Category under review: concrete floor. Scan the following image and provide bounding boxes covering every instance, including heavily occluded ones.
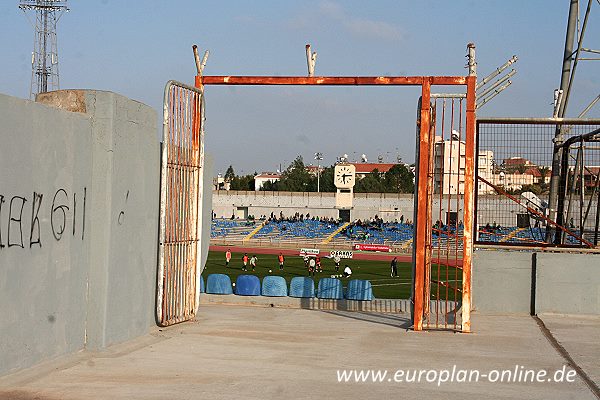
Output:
[0,305,597,400]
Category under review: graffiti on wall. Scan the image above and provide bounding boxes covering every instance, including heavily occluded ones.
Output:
[0,187,86,249]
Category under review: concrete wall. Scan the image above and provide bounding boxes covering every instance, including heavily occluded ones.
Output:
[473,247,600,316]
[212,190,455,223]
[473,249,533,314]
[213,190,591,227]
[536,253,600,315]
[0,90,160,375]
[0,92,92,375]
[82,91,160,349]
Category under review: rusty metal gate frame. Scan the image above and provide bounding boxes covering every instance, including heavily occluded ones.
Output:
[196,74,476,332]
[414,92,476,332]
[156,80,205,327]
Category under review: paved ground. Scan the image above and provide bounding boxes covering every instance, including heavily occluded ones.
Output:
[0,305,597,400]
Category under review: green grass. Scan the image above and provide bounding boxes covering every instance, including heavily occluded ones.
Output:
[203,251,412,299]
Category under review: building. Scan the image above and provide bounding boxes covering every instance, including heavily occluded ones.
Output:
[491,170,535,192]
[433,137,497,195]
[525,167,551,185]
[433,136,466,195]
[254,172,281,191]
[351,163,398,179]
[213,174,230,191]
[503,157,534,171]
[478,150,494,194]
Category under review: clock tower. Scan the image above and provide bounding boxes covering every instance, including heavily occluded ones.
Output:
[334,163,356,221]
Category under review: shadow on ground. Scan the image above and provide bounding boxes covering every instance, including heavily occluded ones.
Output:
[319,310,412,329]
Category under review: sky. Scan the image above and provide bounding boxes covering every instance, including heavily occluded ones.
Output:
[1,1,600,176]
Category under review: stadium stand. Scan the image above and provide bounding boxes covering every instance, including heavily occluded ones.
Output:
[211,219,256,239]
[261,276,288,297]
[316,278,344,300]
[235,275,261,296]
[212,217,416,250]
[345,279,374,301]
[289,277,315,298]
[206,273,233,295]
[253,219,340,242]
[212,216,583,248]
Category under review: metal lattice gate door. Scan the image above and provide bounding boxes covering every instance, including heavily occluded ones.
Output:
[156,80,205,327]
[413,78,476,332]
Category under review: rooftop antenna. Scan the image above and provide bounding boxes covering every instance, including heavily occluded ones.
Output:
[19,0,69,99]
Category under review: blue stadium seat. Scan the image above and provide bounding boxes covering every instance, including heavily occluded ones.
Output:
[200,276,205,293]
[317,278,344,299]
[289,277,315,298]
[205,273,233,295]
[262,276,288,297]
[235,274,261,296]
[345,279,374,301]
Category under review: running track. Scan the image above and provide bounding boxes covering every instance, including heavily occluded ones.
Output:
[210,245,462,267]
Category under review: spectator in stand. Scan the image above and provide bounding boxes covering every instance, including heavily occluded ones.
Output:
[225,249,232,268]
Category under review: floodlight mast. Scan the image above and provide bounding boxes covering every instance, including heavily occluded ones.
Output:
[314,152,323,192]
[547,0,600,243]
[19,0,69,99]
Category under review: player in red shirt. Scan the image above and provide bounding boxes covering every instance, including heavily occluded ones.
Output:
[242,253,249,271]
[225,249,232,268]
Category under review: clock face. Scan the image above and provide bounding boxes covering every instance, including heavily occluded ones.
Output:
[334,164,355,188]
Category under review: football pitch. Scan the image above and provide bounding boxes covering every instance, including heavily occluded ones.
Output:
[203,250,413,299]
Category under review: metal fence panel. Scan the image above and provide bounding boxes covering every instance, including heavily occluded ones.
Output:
[476,119,600,247]
[156,80,205,327]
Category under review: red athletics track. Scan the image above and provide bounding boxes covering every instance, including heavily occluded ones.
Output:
[210,245,463,267]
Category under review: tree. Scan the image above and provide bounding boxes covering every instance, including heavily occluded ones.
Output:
[224,165,235,182]
[318,166,336,192]
[277,156,314,192]
[383,164,414,193]
[230,174,255,191]
[355,169,385,193]
[537,166,550,193]
[260,180,279,191]
[520,184,542,195]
